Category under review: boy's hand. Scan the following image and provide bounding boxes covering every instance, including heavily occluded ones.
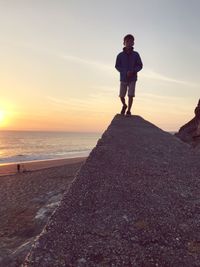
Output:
[127,71,135,78]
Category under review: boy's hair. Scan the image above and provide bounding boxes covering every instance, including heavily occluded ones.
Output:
[124,34,134,42]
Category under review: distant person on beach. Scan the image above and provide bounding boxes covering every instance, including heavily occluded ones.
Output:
[17,164,20,173]
[115,34,143,116]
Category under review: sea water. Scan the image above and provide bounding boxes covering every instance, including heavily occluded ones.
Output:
[0,131,101,164]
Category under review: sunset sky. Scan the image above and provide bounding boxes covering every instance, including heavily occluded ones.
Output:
[0,0,200,132]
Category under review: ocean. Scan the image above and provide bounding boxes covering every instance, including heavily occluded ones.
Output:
[0,131,101,164]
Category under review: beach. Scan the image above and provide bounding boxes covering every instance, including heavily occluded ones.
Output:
[0,157,87,176]
[0,157,86,266]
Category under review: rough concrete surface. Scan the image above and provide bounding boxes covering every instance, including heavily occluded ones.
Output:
[23,115,200,267]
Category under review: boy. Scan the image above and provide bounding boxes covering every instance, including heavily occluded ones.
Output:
[115,34,143,116]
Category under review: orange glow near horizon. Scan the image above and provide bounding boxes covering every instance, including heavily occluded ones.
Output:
[0,110,4,121]
[0,106,109,132]
[0,102,17,129]
[0,110,7,127]
[0,99,193,132]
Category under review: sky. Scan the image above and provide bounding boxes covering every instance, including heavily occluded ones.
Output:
[0,0,200,132]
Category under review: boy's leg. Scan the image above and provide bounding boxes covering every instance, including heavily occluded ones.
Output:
[120,97,126,106]
[120,97,127,115]
[127,81,136,115]
[127,96,133,112]
[119,82,128,115]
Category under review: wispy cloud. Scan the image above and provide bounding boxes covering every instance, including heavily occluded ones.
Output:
[141,70,198,87]
[47,96,89,109]
[62,54,198,87]
[61,55,113,72]
[137,92,195,114]
[88,86,116,97]
[12,42,199,87]
[47,95,111,113]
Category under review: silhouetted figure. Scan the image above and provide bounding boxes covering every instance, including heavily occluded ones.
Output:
[17,164,20,173]
[115,34,143,116]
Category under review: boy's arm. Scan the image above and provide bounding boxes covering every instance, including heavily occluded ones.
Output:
[127,53,143,78]
[133,53,143,73]
[115,54,123,72]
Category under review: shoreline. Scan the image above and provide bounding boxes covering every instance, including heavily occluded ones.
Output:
[0,157,87,176]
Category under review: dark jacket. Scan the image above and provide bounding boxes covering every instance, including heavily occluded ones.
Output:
[115,47,143,82]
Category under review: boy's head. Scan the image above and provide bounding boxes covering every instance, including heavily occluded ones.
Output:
[123,34,135,48]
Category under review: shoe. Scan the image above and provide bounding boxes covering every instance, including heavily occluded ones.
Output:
[126,110,131,117]
[120,104,127,115]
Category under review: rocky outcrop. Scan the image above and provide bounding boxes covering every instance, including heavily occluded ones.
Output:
[23,115,200,267]
[175,99,200,146]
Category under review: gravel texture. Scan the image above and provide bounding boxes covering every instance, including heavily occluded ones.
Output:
[23,115,200,267]
[0,162,83,267]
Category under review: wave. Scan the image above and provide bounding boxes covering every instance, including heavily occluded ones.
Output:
[0,131,100,164]
[0,150,91,164]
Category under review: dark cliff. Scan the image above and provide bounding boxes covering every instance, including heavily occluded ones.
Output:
[175,99,200,146]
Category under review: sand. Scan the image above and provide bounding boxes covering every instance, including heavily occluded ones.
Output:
[0,157,86,266]
[0,157,86,176]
